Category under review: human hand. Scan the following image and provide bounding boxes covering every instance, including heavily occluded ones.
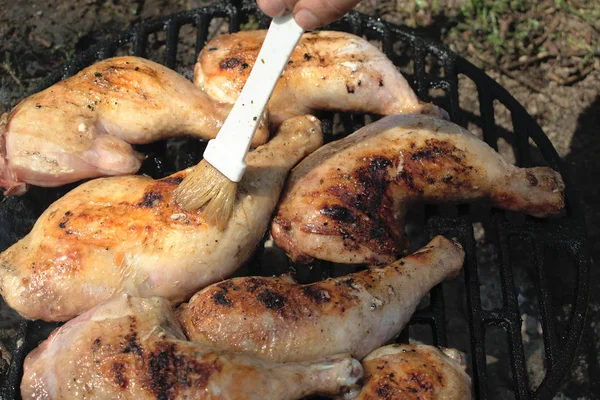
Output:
[257,0,362,30]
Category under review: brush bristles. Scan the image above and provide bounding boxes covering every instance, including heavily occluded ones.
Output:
[174,159,237,230]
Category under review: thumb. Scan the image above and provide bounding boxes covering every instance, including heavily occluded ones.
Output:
[293,0,361,30]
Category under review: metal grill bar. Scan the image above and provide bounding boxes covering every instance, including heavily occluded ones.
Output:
[534,239,559,368]
[534,241,589,398]
[512,108,532,168]
[227,4,241,32]
[195,13,211,57]
[413,40,429,99]
[164,20,181,69]
[460,218,489,398]
[477,86,499,151]
[495,226,532,399]
[133,26,148,58]
[0,2,589,399]
[428,286,448,347]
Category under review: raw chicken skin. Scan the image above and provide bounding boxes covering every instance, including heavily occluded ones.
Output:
[0,115,322,322]
[194,30,447,126]
[176,236,464,362]
[0,56,270,195]
[21,295,363,400]
[272,114,565,265]
[351,344,472,399]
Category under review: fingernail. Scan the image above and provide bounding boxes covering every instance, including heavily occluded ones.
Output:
[295,9,321,30]
[271,2,287,17]
[258,0,287,17]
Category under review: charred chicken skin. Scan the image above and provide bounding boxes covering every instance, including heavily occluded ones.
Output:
[0,56,269,195]
[352,344,472,400]
[194,30,447,126]
[176,236,464,363]
[271,114,565,265]
[0,116,322,322]
[21,295,363,400]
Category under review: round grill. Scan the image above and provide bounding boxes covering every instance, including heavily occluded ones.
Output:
[0,1,590,399]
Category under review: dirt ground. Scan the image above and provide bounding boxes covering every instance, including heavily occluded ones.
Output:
[0,0,599,398]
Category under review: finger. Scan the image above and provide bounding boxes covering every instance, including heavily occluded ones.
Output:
[257,0,298,17]
[293,0,361,30]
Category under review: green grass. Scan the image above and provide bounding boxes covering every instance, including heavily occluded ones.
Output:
[451,0,599,61]
[454,0,538,58]
[554,0,600,24]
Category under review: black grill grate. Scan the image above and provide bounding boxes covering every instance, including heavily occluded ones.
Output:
[0,1,589,399]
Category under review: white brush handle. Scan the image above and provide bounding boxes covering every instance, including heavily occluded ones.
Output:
[202,14,304,182]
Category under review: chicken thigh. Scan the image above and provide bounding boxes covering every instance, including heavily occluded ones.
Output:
[352,344,472,399]
[21,294,363,400]
[0,115,322,322]
[176,236,464,362]
[0,56,269,195]
[272,114,565,265]
[194,30,447,126]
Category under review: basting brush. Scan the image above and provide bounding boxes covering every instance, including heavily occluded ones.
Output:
[174,14,304,229]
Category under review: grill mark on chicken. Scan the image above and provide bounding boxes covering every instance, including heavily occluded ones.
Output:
[257,289,286,311]
[120,315,143,356]
[92,337,102,354]
[302,286,331,304]
[312,155,400,261]
[219,57,249,72]
[320,205,356,224]
[122,333,143,356]
[409,371,437,392]
[213,289,233,307]
[375,383,392,397]
[342,278,357,288]
[58,214,69,229]
[138,191,163,208]
[353,156,394,215]
[398,139,474,194]
[526,171,539,186]
[162,176,184,185]
[188,276,366,325]
[217,281,241,291]
[111,361,128,388]
[245,277,267,293]
[145,342,222,398]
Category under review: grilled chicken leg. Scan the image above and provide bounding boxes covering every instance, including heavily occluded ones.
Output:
[176,236,464,363]
[194,30,447,126]
[0,56,270,195]
[0,115,322,322]
[21,294,363,400]
[272,114,565,265]
[351,344,472,399]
